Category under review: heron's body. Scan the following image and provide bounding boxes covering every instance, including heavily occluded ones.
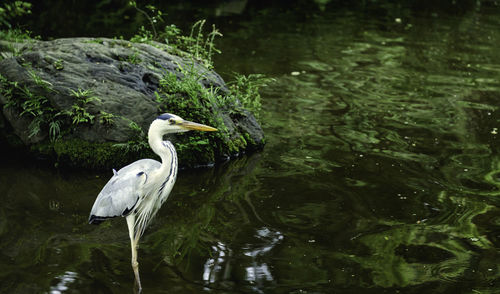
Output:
[88,113,216,292]
[89,146,177,230]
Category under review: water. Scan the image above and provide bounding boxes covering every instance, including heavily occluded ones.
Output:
[2,2,500,293]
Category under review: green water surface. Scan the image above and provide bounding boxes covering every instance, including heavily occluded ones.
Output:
[2,2,500,293]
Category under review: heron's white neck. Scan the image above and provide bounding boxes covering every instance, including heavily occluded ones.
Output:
[148,120,175,174]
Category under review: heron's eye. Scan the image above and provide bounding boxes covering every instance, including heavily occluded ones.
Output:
[168,118,175,124]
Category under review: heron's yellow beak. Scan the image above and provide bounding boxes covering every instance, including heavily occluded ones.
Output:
[179,120,218,132]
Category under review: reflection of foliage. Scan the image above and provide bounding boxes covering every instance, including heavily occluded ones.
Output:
[344,192,494,288]
[144,154,263,272]
[3,3,500,293]
[259,20,500,287]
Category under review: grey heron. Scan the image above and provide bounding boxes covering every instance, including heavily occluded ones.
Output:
[88,113,217,291]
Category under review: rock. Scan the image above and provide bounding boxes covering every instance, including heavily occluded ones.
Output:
[0,37,265,169]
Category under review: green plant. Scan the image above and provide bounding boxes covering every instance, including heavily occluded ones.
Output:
[0,1,32,29]
[1,66,53,116]
[69,88,99,101]
[99,111,115,125]
[19,87,47,116]
[169,20,222,68]
[28,69,53,91]
[1,73,21,108]
[53,59,64,70]
[128,121,143,135]
[27,116,41,138]
[227,73,274,118]
[127,48,142,64]
[48,120,62,141]
[128,2,222,68]
[113,120,150,154]
[0,1,37,58]
[157,67,213,113]
[130,25,154,44]
[0,28,39,59]
[0,27,34,42]
[129,1,163,40]
[175,138,209,153]
[82,38,105,44]
[157,19,223,68]
[154,65,232,160]
[162,24,181,46]
[63,88,101,125]
[0,72,63,141]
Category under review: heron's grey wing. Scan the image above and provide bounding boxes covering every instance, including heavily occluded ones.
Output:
[88,159,161,224]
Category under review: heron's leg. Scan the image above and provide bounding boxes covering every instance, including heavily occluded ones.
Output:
[126,215,142,292]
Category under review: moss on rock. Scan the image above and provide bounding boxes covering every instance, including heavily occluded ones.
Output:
[29,139,153,169]
[0,37,266,169]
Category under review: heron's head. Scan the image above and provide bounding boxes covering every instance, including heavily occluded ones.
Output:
[154,113,218,134]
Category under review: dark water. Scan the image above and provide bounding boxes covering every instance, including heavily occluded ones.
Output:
[3,1,500,293]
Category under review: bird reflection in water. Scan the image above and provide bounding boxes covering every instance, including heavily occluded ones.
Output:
[203,227,283,291]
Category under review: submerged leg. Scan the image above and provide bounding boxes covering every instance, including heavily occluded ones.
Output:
[126,215,142,292]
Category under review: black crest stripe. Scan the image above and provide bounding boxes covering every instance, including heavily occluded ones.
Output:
[157,113,173,120]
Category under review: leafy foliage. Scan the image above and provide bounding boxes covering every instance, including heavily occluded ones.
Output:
[154,66,227,162]
[153,61,269,164]
[99,111,115,126]
[63,88,101,125]
[128,1,163,40]
[0,71,106,142]
[129,3,222,68]
[0,2,268,168]
[0,1,31,29]
[127,4,267,163]
[0,1,37,53]
[113,120,151,156]
[227,73,275,119]
[0,71,62,141]
[170,19,222,68]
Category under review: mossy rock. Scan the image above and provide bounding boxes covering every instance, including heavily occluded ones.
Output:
[50,139,151,169]
[0,37,265,169]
